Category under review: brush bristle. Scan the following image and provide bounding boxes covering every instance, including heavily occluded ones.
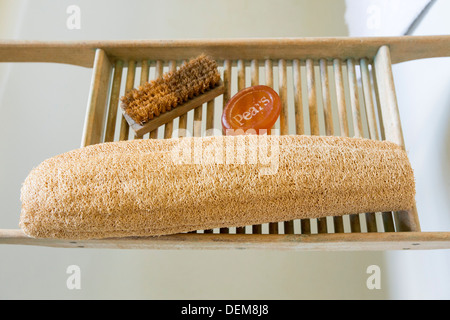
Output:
[120,54,221,125]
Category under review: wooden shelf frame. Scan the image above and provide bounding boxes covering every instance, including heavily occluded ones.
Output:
[1,229,450,251]
[0,36,449,250]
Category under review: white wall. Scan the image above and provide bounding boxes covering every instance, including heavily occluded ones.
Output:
[345,0,450,300]
[385,1,450,300]
[1,0,447,300]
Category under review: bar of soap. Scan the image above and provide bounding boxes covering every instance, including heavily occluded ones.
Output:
[222,85,281,135]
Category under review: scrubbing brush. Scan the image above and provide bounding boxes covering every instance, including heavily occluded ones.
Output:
[120,54,224,137]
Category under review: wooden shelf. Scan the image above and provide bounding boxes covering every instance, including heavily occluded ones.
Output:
[1,36,449,250]
[1,229,449,251]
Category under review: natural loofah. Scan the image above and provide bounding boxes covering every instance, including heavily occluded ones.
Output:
[120,54,221,125]
[19,135,416,240]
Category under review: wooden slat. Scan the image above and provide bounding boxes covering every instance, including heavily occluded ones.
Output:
[1,36,449,68]
[100,36,450,64]
[333,58,350,137]
[220,60,232,234]
[264,59,278,235]
[360,58,379,140]
[237,59,246,91]
[104,59,123,143]
[331,58,348,233]
[250,59,263,235]
[119,60,136,141]
[371,64,386,141]
[2,229,449,251]
[346,58,364,138]
[382,212,396,232]
[365,213,378,233]
[319,58,341,234]
[163,60,177,139]
[81,48,112,147]
[318,59,332,234]
[236,59,246,235]
[265,59,273,89]
[251,59,259,86]
[148,60,164,139]
[293,59,311,235]
[140,60,150,85]
[174,60,187,139]
[374,45,421,232]
[222,59,232,110]
[319,59,334,136]
[317,59,331,234]
[348,196,361,231]
[0,41,96,67]
[306,59,327,234]
[369,58,396,232]
[306,59,319,136]
[278,59,289,135]
[192,58,203,139]
[203,78,216,234]
[278,59,294,234]
[205,100,215,135]
[345,58,365,233]
[292,59,304,136]
[360,58,380,233]
[193,103,203,138]
[133,59,150,140]
[374,47,405,146]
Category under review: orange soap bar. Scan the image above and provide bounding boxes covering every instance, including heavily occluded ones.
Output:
[222,85,281,135]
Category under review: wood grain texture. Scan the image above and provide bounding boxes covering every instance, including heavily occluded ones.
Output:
[360,58,379,140]
[319,59,339,233]
[347,58,364,138]
[333,58,349,138]
[2,36,448,67]
[118,60,136,141]
[149,60,164,139]
[306,59,319,136]
[278,59,289,136]
[163,60,177,139]
[292,59,304,136]
[374,45,421,232]
[278,59,294,234]
[250,59,263,235]
[1,229,449,251]
[264,59,278,235]
[319,59,333,136]
[360,58,379,233]
[104,60,123,143]
[219,59,232,235]
[81,49,112,147]
[332,59,349,233]
[235,59,246,235]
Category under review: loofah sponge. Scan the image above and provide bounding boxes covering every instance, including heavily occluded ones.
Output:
[19,135,416,240]
[120,54,221,126]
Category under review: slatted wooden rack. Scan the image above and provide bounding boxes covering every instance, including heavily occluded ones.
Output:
[1,36,449,250]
